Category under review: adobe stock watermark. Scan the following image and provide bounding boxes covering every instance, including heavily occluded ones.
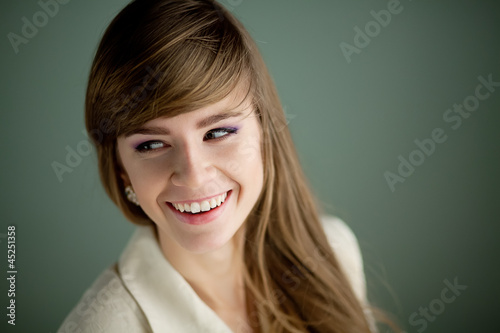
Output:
[58,272,133,332]
[409,277,467,332]
[186,105,296,203]
[7,0,71,54]
[213,0,243,25]
[51,66,164,183]
[234,245,331,333]
[220,0,243,12]
[384,73,499,192]
[339,0,412,64]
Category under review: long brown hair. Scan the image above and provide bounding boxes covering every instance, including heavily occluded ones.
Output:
[86,0,379,331]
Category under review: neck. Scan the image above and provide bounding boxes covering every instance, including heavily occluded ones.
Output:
[157,226,247,310]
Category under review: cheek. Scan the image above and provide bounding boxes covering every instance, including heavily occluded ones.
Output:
[222,129,262,176]
[126,158,172,198]
[238,136,261,165]
[227,134,264,199]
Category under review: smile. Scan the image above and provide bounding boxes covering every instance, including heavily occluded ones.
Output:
[170,191,228,214]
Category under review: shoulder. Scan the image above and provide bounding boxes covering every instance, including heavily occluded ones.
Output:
[58,264,151,333]
[320,215,367,304]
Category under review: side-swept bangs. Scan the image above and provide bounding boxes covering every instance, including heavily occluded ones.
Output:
[86,0,255,146]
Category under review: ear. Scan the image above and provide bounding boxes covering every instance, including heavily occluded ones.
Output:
[115,145,131,187]
[120,168,131,187]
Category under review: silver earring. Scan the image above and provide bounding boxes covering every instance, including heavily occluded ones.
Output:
[125,185,140,206]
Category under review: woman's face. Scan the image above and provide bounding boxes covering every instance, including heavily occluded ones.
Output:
[117,87,264,253]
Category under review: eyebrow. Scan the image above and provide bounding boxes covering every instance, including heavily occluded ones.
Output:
[196,111,243,129]
[125,110,244,137]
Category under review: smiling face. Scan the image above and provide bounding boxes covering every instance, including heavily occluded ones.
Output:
[117,87,264,254]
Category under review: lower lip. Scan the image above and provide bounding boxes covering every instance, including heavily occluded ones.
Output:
[167,191,232,225]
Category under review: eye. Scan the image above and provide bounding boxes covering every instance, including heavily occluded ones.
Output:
[135,140,168,153]
[204,127,238,141]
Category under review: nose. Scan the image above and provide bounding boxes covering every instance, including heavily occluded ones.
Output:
[170,142,217,189]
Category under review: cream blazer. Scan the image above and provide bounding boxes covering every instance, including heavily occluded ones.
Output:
[58,216,373,332]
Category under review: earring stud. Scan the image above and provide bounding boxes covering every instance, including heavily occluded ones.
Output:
[125,185,140,206]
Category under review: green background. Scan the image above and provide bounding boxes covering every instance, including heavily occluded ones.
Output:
[1,0,499,332]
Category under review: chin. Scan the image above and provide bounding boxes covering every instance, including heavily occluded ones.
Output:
[172,223,242,254]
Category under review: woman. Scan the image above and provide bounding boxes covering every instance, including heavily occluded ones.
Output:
[59,0,382,332]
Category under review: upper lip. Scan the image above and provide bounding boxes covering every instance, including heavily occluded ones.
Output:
[167,190,230,205]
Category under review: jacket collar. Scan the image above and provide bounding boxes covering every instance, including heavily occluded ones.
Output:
[118,225,233,333]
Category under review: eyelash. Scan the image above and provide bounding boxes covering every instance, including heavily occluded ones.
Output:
[134,127,239,153]
[203,127,238,141]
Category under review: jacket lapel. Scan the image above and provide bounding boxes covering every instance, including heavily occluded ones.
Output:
[118,226,233,333]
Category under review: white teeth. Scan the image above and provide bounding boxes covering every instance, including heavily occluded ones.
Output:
[191,202,201,213]
[209,198,217,209]
[171,191,229,214]
[200,201,211,212]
